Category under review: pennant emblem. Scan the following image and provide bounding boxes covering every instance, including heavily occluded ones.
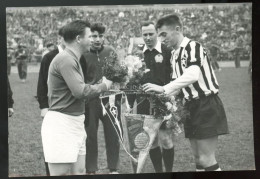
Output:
[110,106,118,119]
[134,131,150,150]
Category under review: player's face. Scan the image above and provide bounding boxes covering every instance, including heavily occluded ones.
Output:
[90,31,104,50]
[79,27,92,53]
[142,24,157,48]
[157,25,180,49]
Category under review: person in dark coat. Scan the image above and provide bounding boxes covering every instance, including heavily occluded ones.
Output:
[80,22,120,174]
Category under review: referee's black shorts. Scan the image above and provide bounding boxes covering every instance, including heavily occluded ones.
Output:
[184,94,229,139]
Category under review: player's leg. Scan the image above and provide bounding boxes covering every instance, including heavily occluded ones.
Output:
[48,163,71,176]
[102,113,120,173]
[159,129,175,172]
[71,155,86,175]
[22,60,27,80]
[17,60,22,80]
[186,94,228,171]
[196,136,220,171]
[85,100,100,173]
[136,97,163,172]
[102,94,123,173]
[42,112,71,176]
[194,95,228,171]
[149,135,163,173]
[72,127,87,175]
[21,61,25,80]
[189,139,204,171]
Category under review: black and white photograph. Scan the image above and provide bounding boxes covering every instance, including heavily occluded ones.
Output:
[5,2,255,177]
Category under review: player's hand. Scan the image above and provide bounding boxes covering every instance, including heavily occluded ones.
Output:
[41,108,48,119]
[8,108,14,117]
[102,76,113,90]
[142,83,164,94]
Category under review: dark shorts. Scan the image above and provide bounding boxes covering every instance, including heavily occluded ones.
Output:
[184,94,229,139]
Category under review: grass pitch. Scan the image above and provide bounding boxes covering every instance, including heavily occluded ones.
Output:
[8,67,254,177]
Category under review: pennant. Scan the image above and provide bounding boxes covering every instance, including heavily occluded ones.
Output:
[101,94,124,142]
[100,91,138,163]
[100,91,166,173]
[122,114,165,173]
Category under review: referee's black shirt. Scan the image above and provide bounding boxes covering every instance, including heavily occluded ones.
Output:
[141,41,172,86]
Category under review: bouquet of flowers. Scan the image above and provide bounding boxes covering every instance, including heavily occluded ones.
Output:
[102,51,128,83]
[124,55,151,90]
[150,93,189,135]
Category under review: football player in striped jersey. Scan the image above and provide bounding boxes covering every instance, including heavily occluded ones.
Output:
[143,14,229,172]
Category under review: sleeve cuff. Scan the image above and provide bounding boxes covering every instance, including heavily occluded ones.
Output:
[163,83,175,95]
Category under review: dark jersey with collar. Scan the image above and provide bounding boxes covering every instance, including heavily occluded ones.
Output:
[140,43,172,86]
[80,45,115,85]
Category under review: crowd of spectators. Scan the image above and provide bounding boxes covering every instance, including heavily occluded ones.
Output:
[6,3,252,62]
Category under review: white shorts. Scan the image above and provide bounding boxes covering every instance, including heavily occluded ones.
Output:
[41,111,87,163]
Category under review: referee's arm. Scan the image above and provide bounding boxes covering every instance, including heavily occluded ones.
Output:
[163,41,203,95]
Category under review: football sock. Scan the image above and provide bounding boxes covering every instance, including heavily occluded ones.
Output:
[196,164,205,172]
[162,147,174,172]
[149,147,163,173]
[205,163,221,171]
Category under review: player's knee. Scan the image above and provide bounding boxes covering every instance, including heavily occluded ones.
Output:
[160,138,174,149]
[151,141,159,149]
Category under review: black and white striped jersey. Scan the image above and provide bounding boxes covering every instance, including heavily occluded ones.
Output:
[171,37,219,100]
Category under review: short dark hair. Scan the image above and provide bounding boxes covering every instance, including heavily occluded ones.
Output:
[91,22,106,34]
[46,43,54,48]
[58,26,64,37]
[156,14,183,30]
[62,20,91,43]
[141,21,155,28]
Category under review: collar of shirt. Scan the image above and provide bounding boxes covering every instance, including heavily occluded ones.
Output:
[143,41,162,53]
[90,45,104,54]
[57,45,64,53]
[171,36,190,56]
[65,48,81,61]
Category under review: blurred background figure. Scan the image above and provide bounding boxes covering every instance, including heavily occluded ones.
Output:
[42,42,55,57]
[207,41,222,72]
[7,44,15,76]
[15,43,29,82]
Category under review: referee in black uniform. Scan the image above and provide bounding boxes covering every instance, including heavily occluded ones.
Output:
[143,14,229,172]
[136,21,174,173]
